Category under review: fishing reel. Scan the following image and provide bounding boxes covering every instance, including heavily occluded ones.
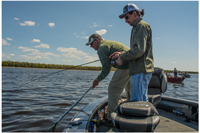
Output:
[110,56,117,67]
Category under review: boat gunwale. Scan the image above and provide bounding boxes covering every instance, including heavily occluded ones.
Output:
[64,95,198,132]
[85,97,108,132]
[161,96,198,108]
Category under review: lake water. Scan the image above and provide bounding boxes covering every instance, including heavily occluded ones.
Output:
[2,67,199,132]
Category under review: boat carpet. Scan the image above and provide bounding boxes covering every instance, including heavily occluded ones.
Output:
[155,109,198,132]
[96,109,198,132]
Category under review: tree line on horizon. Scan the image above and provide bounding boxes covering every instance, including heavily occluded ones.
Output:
[2,61,198,74]
[2,61,117,71]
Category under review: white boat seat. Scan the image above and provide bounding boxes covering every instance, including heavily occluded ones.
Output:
[148,67,167,106]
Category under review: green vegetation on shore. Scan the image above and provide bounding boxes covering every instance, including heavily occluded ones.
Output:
[2,61,198,74]
[2,61,117,71]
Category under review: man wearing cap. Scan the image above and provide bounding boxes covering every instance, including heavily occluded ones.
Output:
[86,33,131,126]
[111,3,154,102]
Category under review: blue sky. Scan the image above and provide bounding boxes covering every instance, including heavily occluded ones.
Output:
[2,1,199,72]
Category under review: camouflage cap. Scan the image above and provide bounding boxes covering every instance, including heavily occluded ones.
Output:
[86,34,102,46]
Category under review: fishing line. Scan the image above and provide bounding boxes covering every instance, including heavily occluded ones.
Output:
[7,58,109,98]
[46,87,93,132]
[4,57,111,132]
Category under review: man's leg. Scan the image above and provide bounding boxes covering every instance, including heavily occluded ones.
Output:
[142,72,152,101]
[107,69,130,120]
[130,73,152,101]
[125,79,131,101]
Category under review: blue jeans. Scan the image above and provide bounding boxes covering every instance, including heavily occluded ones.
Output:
[130,72,152,101]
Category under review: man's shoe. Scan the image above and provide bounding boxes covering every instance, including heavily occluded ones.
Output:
[100,119,114,127]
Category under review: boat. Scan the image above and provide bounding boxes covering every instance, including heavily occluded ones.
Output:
[63,67,198,132]
[179,73,191,78]
[184,74,191,78]
[167,76,185,83]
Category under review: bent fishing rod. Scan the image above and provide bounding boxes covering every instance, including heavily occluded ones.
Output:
[19,59,101,88]
[46,86,93,132]
[8,57,111,98]
[45,57,115,132]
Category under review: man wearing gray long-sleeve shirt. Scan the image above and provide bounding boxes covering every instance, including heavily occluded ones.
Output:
[86,33,131,126]
[111,3,154,102]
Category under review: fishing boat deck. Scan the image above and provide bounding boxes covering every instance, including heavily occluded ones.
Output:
[97,109,198,132]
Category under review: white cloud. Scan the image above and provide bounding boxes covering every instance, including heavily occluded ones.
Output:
[31,39,40,43]
[83,55,99,62]
[81,31,86,35]
[2,53,6,57]
[14,18,19,20]
[93,22,99,27]
[108,25,113,27]
[7,37,13,41]
[57,47,99,63]
[81,36,89,39]
[57,47,88,60]
[19,55,37,60]
[95,29,107,35]
[2,53,15,58]
[62,53,78,58]
[156,37,160,39]
[17,46,60,60]
[18,46,39,52]
[34,43,50,49]
[29,51,60,58]
[57,47,88,56]
[57,47,77,52]
[2,39,11,45]
[61,59,71,62]
[172,62,177,63]
[35,56,42,58]
[2,53,10,58]
[90,22,101,28]
[20,21,35,26]
[9,54,15,56]
[48,22,55,27]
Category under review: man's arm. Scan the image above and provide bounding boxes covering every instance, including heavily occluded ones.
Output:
[120,25,148,62]
[92,47,111,88]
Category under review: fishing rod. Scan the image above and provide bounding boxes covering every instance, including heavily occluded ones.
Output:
[5,57,112,131]
[7,58,109,98]
[19,59,101,88]
[46,86,93,132]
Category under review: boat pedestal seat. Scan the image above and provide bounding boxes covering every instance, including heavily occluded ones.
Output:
[148,67,167,106]
[111,101,160,132]
[148,88,161,106]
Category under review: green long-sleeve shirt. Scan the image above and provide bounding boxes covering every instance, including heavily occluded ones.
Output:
[120,18,154,76]
[96,40,129,82]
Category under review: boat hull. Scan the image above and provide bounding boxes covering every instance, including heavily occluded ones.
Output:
[167,77,185,83]
[63,94,198,132]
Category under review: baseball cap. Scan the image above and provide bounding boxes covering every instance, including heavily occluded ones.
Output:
[86,34,102,46]
[119,3,139,19]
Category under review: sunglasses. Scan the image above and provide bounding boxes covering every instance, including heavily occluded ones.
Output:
[90,40,96,46]
[125,16,129,20]
[90,42,93,46]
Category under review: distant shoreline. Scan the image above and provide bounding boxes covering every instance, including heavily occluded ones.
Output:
[2,66,198,74]
[2,66,103,71]
[2,61,198,73]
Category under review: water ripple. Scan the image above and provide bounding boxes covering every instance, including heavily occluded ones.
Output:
[2,68,198,132]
